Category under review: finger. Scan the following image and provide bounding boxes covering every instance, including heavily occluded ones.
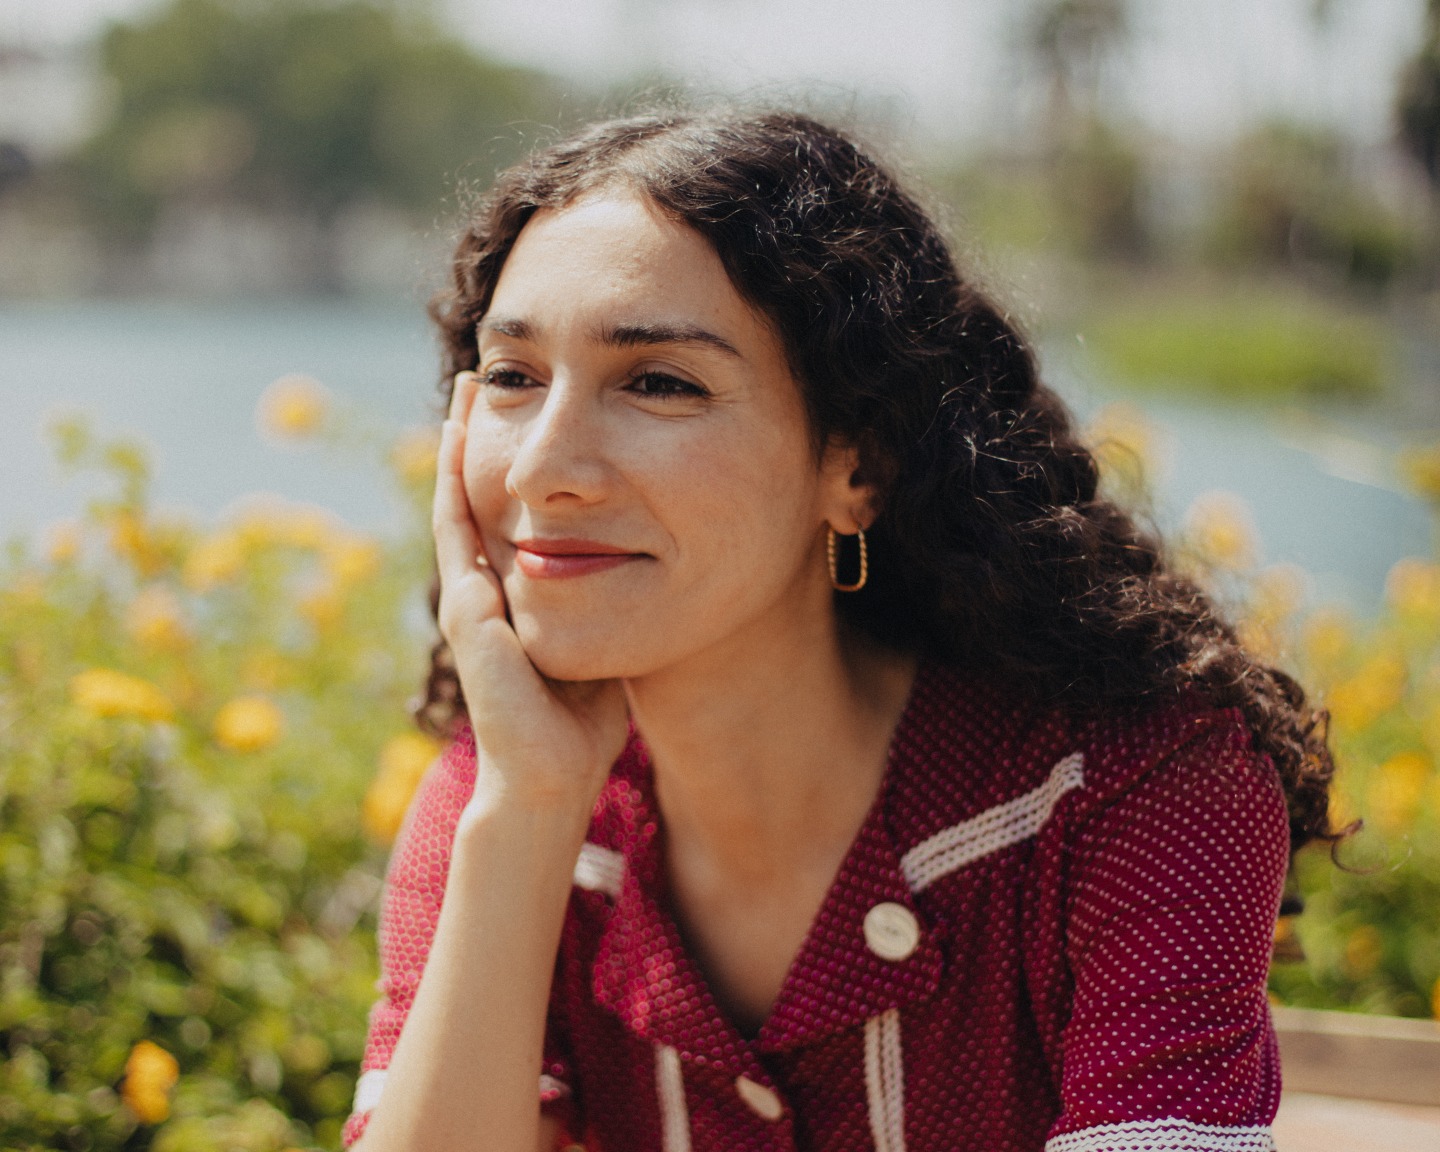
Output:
[439,370,484,566]
[431,418,486,580]
[449,370,480,425]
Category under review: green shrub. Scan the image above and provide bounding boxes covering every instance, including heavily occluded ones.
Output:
[4,388,1439,1152]
[1261,559,1440,1019]
[1084,287,1388,400]
[1083,401,1440,1019]
[0,410,438,1151]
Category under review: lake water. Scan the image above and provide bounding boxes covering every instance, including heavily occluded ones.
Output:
[1,298,1431,611]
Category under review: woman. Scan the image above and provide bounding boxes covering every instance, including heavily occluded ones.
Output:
[345,108,1338,1152]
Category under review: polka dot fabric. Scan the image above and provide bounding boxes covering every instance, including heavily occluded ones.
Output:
[344,662,1289,1151]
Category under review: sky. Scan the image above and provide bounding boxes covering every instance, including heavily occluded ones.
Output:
[0,0,1428,149]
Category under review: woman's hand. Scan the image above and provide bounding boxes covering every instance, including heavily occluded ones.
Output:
[433,371,630,818]
[359,372,617,1152]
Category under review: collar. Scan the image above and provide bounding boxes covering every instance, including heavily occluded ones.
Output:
[590,664,948,1071]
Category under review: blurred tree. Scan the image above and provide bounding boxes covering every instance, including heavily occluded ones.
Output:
[1019,0,1147,261]
[73,0,556,287]
[0,141,32,195]
[1052,119,1148,260]
[1398,0,1440,188]
[1024,0,1129,143]
[1207,121,1422,290]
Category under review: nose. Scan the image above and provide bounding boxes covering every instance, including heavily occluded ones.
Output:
[505,377,611,507]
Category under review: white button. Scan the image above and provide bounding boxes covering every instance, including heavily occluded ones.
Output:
[735,1075,784,1121]
[863,901,920,961]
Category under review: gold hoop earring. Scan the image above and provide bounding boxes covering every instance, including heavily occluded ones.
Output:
[827,526,868,592]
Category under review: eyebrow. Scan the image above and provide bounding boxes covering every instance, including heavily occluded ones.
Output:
[478,315,742,360]
[478,316,535,341]
[597,321,743,360]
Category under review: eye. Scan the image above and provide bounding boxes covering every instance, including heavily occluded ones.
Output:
[481,367,539,391]
[626,371,709,400]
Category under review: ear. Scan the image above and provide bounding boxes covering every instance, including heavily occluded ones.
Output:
[819,435,877,534]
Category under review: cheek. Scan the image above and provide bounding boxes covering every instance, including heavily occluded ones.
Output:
[460,433,516,547]
[456,399,825,679]
[639,423,821,592]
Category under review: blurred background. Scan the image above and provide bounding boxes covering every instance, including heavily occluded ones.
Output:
[3,2,1440,1150]
[2,0,1439,599]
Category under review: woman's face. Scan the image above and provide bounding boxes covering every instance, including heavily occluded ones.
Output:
[458,191,866,682]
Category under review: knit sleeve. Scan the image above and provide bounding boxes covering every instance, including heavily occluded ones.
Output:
[341,731,579,1147]
[1044,713,1289,1152]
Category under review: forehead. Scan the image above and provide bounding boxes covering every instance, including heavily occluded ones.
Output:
[489,192,753,327]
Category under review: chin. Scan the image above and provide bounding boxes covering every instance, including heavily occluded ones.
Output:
[511,613,652,683]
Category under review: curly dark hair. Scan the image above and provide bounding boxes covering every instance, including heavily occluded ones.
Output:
[417,106,1342,854]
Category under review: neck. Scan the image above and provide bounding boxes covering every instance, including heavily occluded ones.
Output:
[624,597,917,886]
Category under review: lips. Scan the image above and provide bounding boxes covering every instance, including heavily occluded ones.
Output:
[511,537,647,579]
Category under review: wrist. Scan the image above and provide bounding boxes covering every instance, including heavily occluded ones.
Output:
[454,775,595,870]
[467,747,601,814]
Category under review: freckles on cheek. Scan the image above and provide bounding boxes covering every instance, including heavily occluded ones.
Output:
[461,456,513,542]
[645,432,814,569]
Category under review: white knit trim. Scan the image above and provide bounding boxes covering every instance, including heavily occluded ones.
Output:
[864,1009,907,1152]
[352,1068,571,1116]
[352,1068,387,1113]
[572,841,624,897]
[1044,1119,1276,1152]
[539,1073,571,1099]
[900,752,1084,892]
[655,1043,692,1152]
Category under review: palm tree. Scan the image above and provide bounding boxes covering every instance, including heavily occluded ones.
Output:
[1025,0,1129,144]
[1398,0,1440,188]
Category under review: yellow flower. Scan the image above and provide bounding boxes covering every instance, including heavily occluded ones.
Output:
[1238,566,1308,661]
[122,1041,179,1124]
[391,426,441,485]
[1301,607,1353,672]
[282,1034,331,1075]
[257,373,330,440]
[1271,916,1305,962]
[322,535,380,586]
[6,574,45,608]
[1327,777,1360,830]
[1248,564,1306,628]
[126,586,190,651]
[184,529,246,590]
[1432,975,1440,1021]
[47,520,82,564]
[213,695,284,753]
[279,506,335,550]
[109,510,167,577]
[1236,618,1279,662]
[240,649,289,692]
[1327,651,1407,733]
[1386,558,1440,621]
[237,501,334,551]
[11,638,42,685]
[1086,403,1161,495]
[1341,924,1384,978]
[1421,700,1440,762]
[1400,443,1440,503]
[1369,751,1431,833]
[297,583,345,632]
[381,731,441,782]
[292,533,380,633]
[70,668,174,722]
[1183,491,1257,571]
[362,732,441,843]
